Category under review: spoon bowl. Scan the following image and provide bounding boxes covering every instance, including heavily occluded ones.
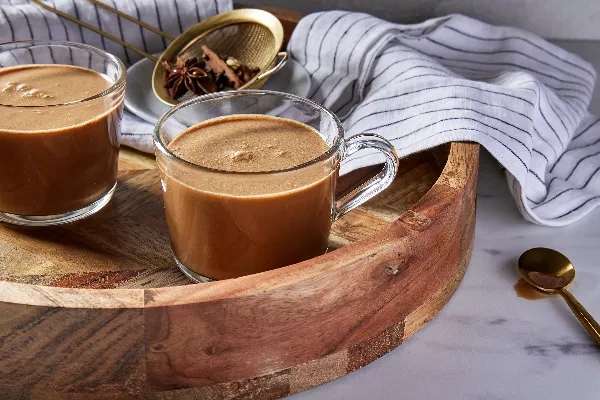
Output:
[518,247,600,344]
[518,247,575,292]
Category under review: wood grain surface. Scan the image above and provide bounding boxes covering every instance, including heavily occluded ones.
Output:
[0,6,480,399]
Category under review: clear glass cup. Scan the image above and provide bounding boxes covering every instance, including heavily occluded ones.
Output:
[0,40,126,226]
[154,90,398,282]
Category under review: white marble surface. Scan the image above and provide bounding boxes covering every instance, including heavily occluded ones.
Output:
[289,41,600,400]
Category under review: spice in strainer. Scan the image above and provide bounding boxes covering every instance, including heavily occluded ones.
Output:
[162,45,260,99]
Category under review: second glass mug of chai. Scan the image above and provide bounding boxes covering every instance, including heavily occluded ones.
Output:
[0,40,126,226]
[154,90,399,282]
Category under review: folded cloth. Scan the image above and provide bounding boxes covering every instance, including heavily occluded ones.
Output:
[2,3,599,225]
[0,0,232,153]
[287,11,600,226]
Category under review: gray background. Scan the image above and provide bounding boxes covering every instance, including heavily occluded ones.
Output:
[244,0,600,40]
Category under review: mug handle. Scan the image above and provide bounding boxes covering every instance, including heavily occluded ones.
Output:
[333,133,399,221]
[255,52,289,82]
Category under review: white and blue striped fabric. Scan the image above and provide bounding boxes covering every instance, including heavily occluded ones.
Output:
[288,11,600,226]
[0,0,232,152]
[1,2,599,225]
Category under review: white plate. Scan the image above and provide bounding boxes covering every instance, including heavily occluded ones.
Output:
[124,55,311,124]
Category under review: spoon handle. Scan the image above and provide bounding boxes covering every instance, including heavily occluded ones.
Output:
[558,288,600,345]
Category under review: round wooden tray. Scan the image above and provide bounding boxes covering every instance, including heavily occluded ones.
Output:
[0,8,479,399]
[0,140,478,399]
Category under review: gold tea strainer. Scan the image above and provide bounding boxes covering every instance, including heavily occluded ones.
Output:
[30,0,288,106]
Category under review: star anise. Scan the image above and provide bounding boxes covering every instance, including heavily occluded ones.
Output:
[161,47,261,100]
[162,57,216,99]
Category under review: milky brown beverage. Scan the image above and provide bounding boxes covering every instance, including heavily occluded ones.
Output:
[0,65,121,216]
[163,115,336,280]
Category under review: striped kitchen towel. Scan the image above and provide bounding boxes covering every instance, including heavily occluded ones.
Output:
[2,3,599,226]
[288,11,600,226]
[0,0,232,152]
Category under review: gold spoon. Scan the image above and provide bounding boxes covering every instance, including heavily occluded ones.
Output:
[518,247,600,344]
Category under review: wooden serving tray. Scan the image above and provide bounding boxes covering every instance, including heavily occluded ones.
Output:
[0,8,480,400]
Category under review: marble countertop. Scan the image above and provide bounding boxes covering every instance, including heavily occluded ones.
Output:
[290,41,600,400]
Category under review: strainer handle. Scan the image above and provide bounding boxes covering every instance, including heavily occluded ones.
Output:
[255,52,289,82]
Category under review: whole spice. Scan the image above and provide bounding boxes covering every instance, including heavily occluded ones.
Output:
[201,45,244,89]
[162,57,216,99]
[162,46,260,100]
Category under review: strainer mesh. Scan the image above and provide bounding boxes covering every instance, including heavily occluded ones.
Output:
[179,23,276,71]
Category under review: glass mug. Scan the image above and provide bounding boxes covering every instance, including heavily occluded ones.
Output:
[0,40,125,226]
[154,90,398,281]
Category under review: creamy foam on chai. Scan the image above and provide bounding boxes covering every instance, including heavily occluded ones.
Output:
[168,114,329,173]
[0,64,121,215]
[0,64,113,131]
